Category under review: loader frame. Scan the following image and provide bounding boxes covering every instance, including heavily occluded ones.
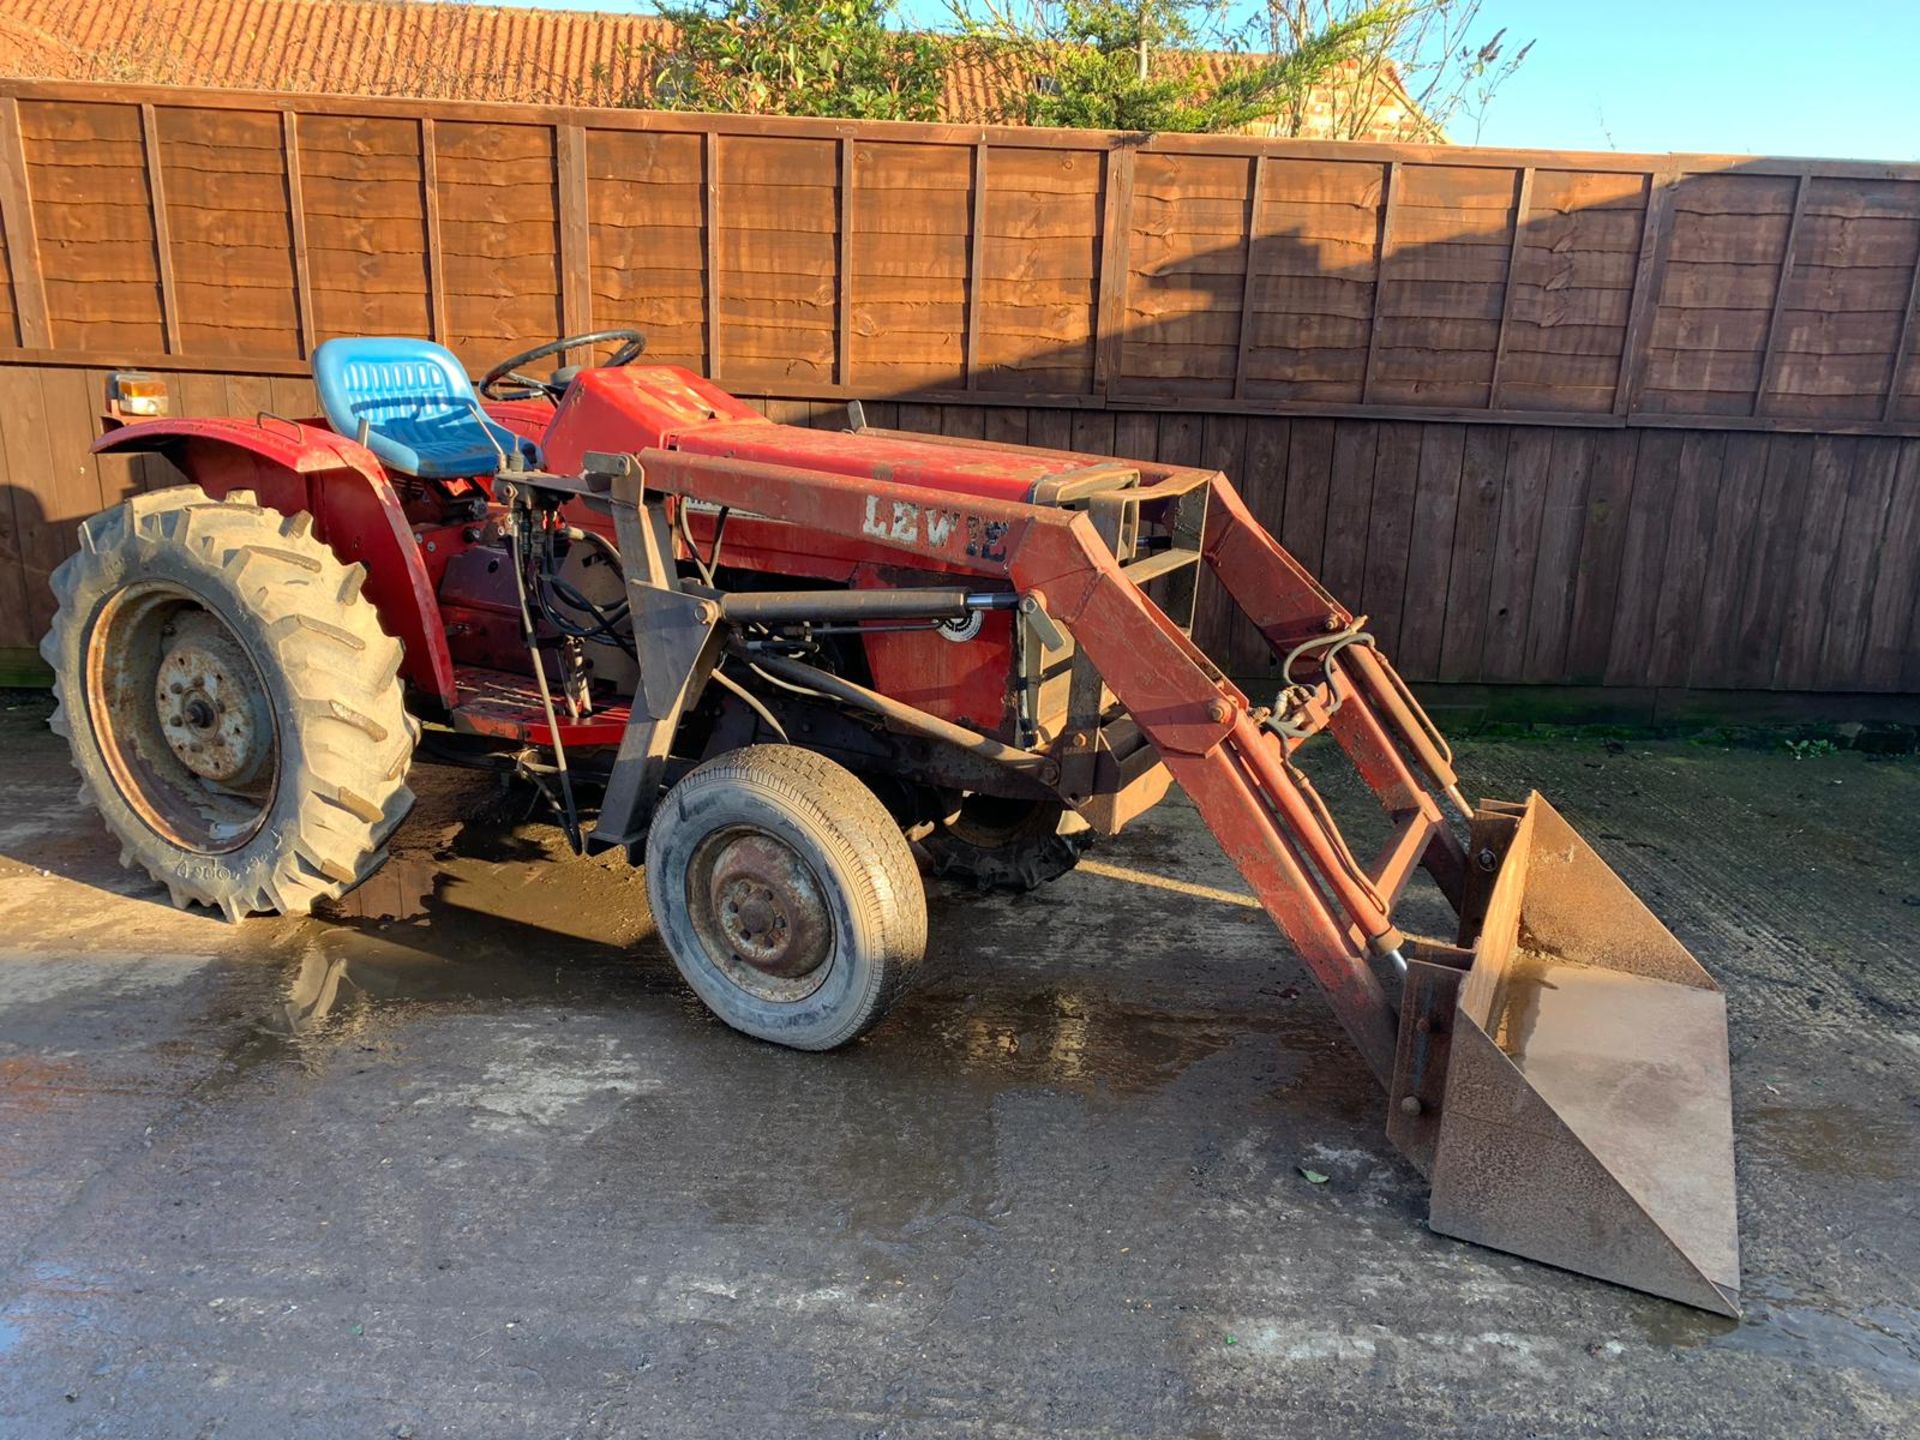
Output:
[552,446,1473,1089]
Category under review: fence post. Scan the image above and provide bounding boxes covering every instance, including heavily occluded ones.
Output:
[421,117,448,346]
[965,141,987,390]
[557,123,593,338]
[1487,165,1534,409]
[1360,160,1401,403]
[1615,167,1677,417]
[1093,142,1135,401]
[0,96,50,348]
[1232,153,1268,402]
[1753,170,1810,417]
[837,137,854,388]
[703,130,721,379]
[283,110,316,358]
[139,103,181,355]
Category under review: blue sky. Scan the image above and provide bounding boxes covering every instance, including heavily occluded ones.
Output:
[1446,0,1919,159]
[521,0,1920,161]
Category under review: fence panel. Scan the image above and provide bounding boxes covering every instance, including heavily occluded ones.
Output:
[0,81,1916,703]
[5,80,1920,435]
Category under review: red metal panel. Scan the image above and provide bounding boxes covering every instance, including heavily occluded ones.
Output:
[484,397,561,447]
[452,666,629,745]
[673,422,1077,504]
[94,417,458,709]
[541,363,1087,503]
[98,413,345,475]
[853,564,1016,735]
[537,365,766,474]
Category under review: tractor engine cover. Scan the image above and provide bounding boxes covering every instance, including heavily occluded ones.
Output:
[541,365,1080,504]
[538,365,764,473]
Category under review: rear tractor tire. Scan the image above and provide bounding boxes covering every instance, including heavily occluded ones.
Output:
[41,485,417,920]
[645,745,926,1051]
[920,795,1089,893]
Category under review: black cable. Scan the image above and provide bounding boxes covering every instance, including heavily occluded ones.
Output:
[711,667,789,743]
[546,574,626,633]
[547,526,628,626]
[548,572,625,625]
[528,521,629,644]
[675,500,714,588]
[532,578,623,643]
[572,525,625,575]
[507,510,583,852]
[672,502,732,587]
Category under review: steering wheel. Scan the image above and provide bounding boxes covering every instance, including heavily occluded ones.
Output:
[479,328,647,402]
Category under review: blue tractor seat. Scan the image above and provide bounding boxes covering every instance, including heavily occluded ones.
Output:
[312,336,536,478]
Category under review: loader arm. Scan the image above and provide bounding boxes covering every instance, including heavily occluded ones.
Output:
[618,447,1742,1317]
[627,450,1429,1080]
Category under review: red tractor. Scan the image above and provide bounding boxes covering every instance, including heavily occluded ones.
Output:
[45,331,1739,1314]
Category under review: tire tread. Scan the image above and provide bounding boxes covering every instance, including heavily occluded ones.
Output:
[648,744,926,1050]
[41,485,415,920]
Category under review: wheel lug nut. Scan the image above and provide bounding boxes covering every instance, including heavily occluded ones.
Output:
[169,682,183,695]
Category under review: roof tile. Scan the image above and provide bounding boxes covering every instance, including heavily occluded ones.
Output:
[0,0,1431,138]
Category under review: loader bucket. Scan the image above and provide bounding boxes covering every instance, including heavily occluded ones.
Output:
[1419,794,1740,1316]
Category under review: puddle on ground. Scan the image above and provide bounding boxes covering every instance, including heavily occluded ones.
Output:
[1637,1277,1920,1392]
[271,849,675,1039]
[1615,1102,1920,1393]
[1745,1102,1914,1183]
[236,810,1360,1115]
[266,898,1343,1107]
[875,984,1331,1097]
[204,763,1361,1103]
[312,851,446,924]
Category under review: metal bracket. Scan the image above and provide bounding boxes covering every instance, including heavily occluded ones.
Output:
[1385,939,1472,1178]
[1017,593,1067,652]
[1456,801,1524,949]
[587,482,721,854]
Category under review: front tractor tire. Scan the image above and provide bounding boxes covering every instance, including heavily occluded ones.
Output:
[41,486,417,920]
[646,745,927,1051]
[920,795,1089,893]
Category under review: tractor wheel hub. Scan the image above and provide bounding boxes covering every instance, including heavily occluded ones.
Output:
[705,833,830,980]
[155,624,269,785]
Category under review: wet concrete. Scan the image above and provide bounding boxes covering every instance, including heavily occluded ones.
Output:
[1,692,1917,1437]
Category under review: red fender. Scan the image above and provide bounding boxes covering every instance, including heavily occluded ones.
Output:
[93,416,458,710]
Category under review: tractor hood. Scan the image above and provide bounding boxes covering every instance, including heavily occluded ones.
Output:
[540,365,1099,504]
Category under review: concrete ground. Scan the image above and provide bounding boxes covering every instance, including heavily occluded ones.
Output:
[0,692,1915,1439]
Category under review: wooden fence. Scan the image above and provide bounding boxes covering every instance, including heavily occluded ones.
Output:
[1,81,1917,713]
[6,80,1920,428]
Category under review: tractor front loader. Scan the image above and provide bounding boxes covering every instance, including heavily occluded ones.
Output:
[45,332,1738,1315]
